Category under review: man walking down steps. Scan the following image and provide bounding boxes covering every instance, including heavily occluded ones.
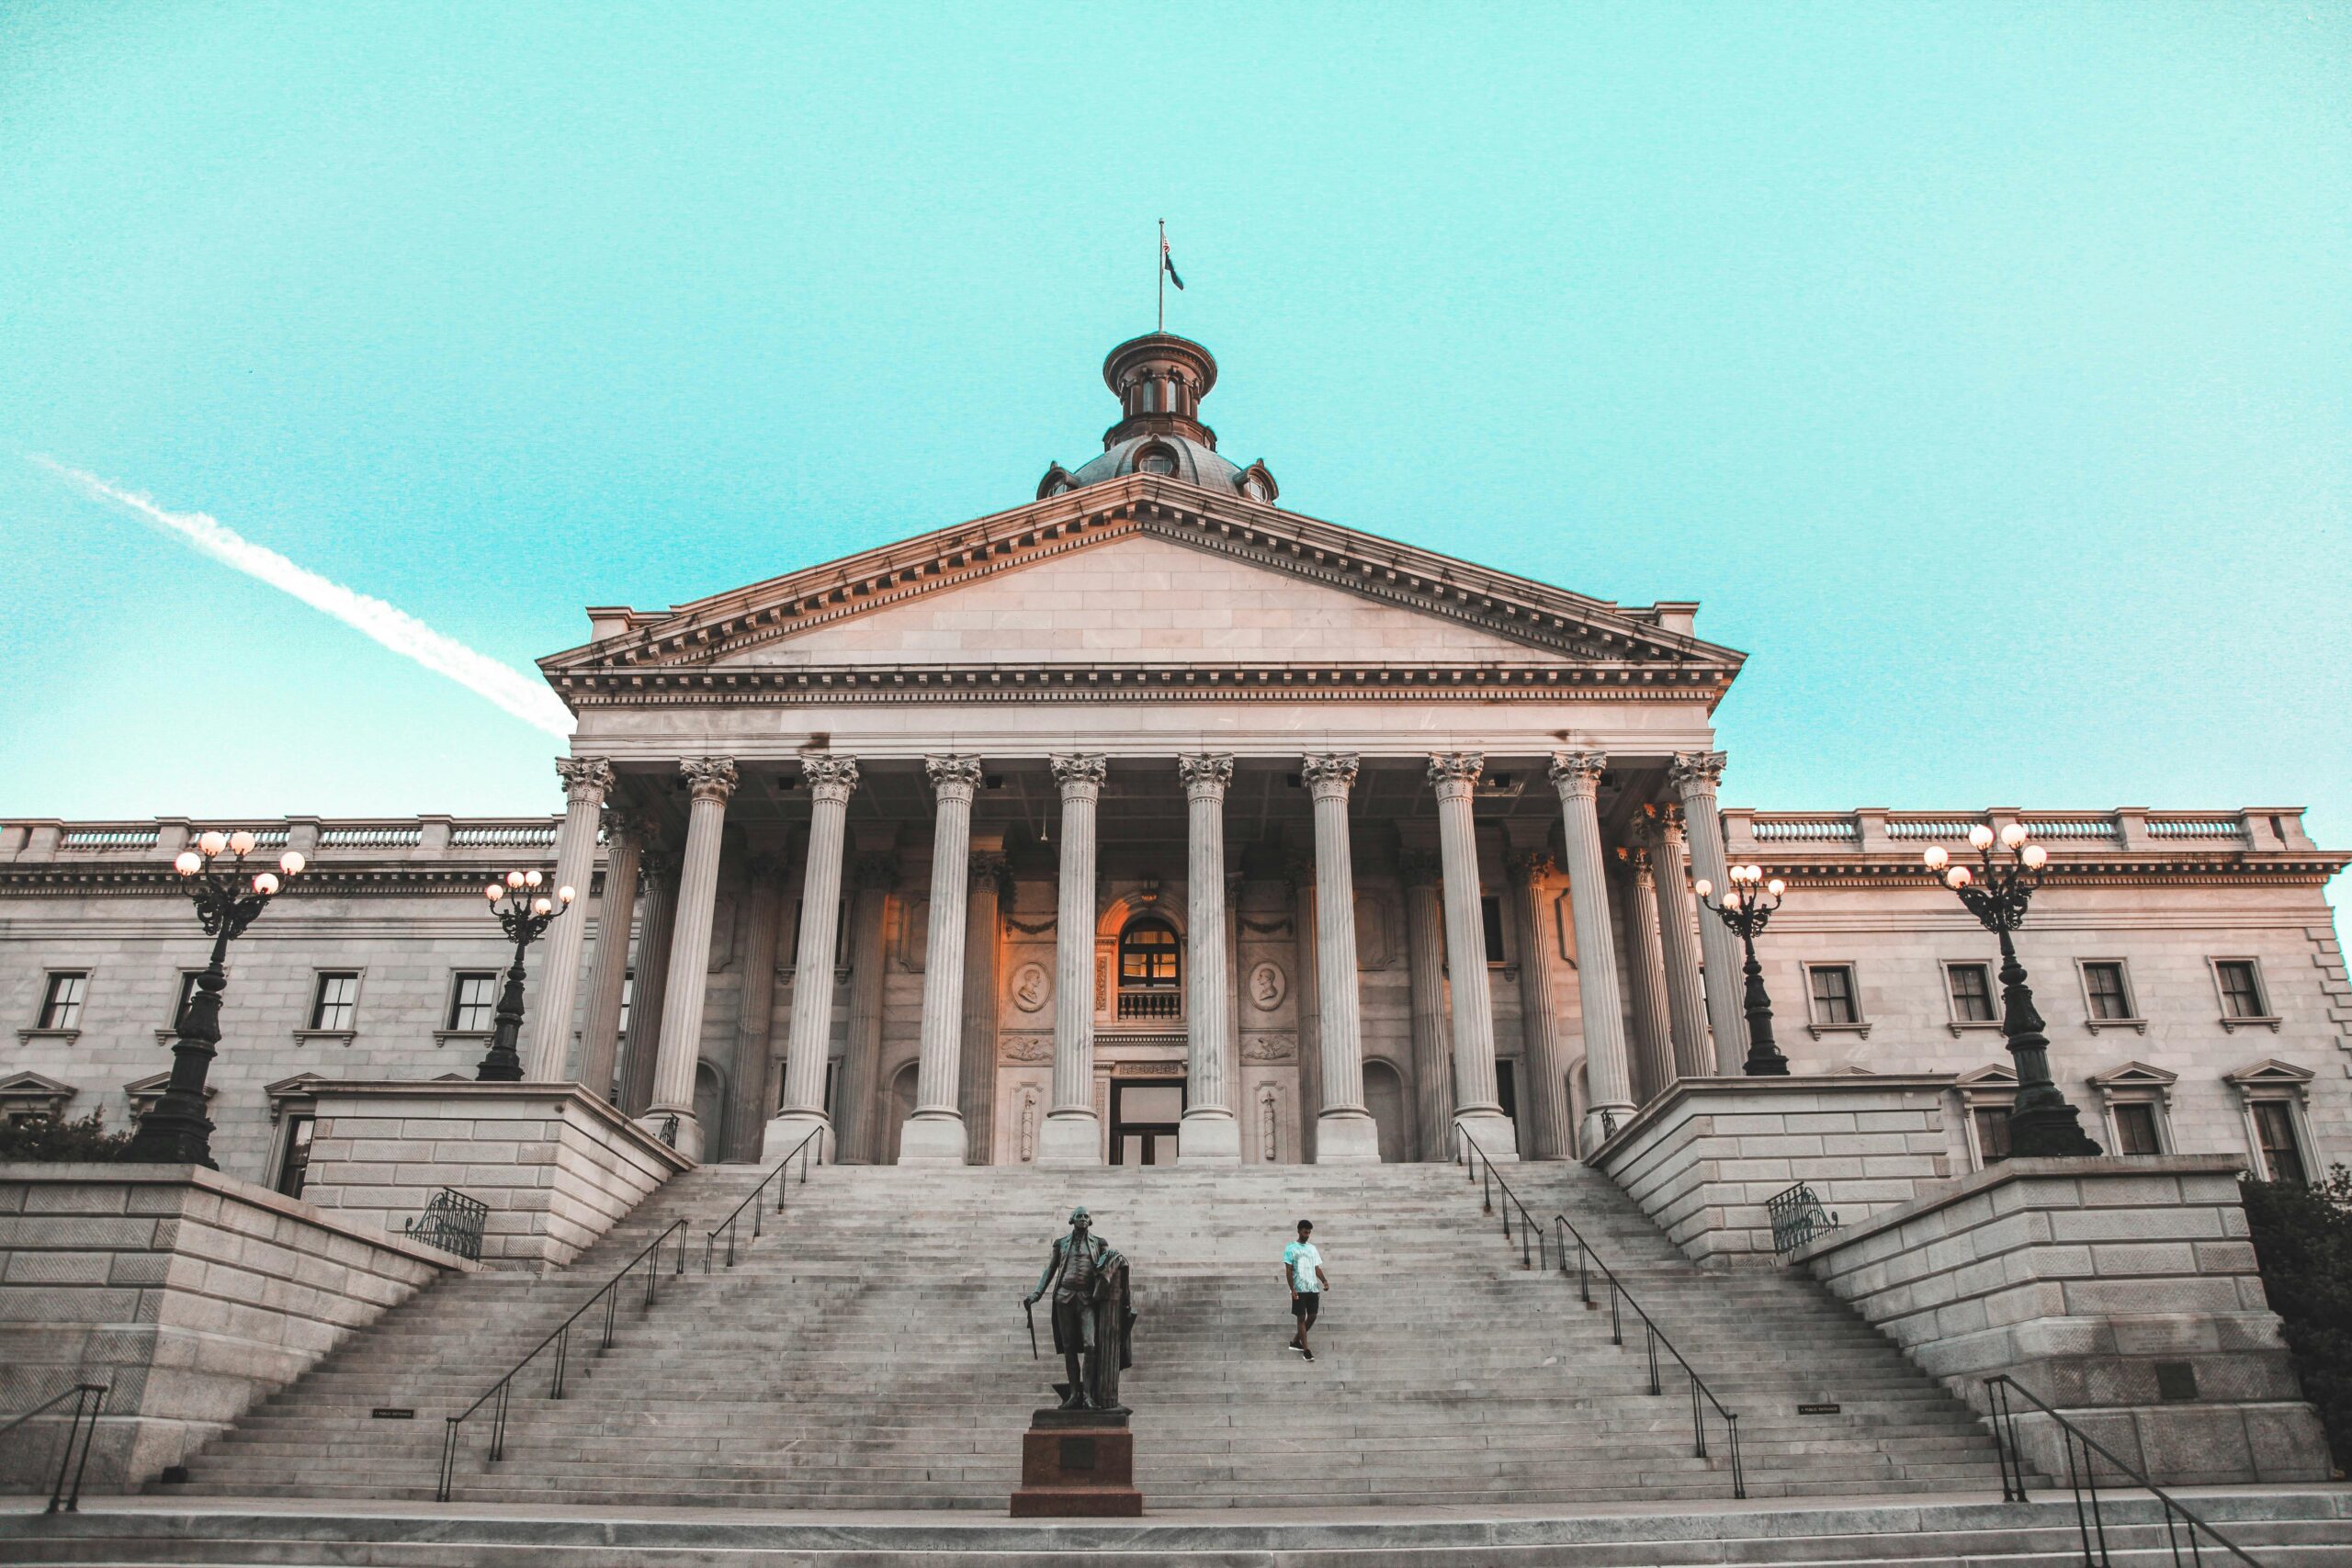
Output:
[1283,1218,1329,1361]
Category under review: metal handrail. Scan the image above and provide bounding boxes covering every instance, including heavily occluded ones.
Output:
[704,1123,829,1271]
[1454,1130,1746,1500]
[1985,1375,2266,1568]
[435,1218,686,1502]
[0,1382,107,1512]
[1450,1126,1548,1272]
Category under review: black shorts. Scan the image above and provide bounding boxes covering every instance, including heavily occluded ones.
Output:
[1291,1292,1320,1325]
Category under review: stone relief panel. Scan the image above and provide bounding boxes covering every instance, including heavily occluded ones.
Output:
[1010,962,1051,1013]
[1248,962,1287,1012]
[1001,1032,1053,1064]
[1242,1033,1295,1062]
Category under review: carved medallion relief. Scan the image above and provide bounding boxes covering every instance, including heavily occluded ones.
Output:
[1011,962,1051,1013]
[1247,962,1287,1011]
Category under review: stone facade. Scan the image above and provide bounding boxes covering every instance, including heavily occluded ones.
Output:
[0,1162,462,1490]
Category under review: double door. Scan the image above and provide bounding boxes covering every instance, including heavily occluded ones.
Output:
[1110,1079,1186,1165]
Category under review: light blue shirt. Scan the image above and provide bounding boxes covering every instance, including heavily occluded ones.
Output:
[1284,1239,1323,1293]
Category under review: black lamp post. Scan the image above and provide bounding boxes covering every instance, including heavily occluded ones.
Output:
[474,869,575,1082]
[1925,825,2101,1157]
[122,831,309,1168]
[1694,862,1792,1077]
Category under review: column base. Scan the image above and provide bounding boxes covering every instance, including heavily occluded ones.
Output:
[1034,1109,1102,1167]
[762,1111,833,1166]
[1312,1108,1383,1164]
[1453,1109,1520,1162]
[1176,1109,1241,1165]
[896,1109,969,1167]
[634,1106,703,1164]
[1580,1102,1635,1157]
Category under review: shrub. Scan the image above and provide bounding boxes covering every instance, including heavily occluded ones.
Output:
[2241,1165,2352,1472]
[0,1107,138,1162]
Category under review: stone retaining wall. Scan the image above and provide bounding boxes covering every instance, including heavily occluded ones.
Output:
[0,1162,466,1492]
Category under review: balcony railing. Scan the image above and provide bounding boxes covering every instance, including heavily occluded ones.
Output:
[1115,990,1181,1021]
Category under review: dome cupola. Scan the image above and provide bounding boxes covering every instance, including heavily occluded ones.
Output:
[1038,333,1278,504]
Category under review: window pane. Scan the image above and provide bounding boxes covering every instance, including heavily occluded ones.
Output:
[617,972,634,1038]
[2084,964,2131,1019]
[2113,1103,2161,1156]
[1480,897,1506,965]
[311,973,359,1032]
[449,974,497,1032]
[40,973,86,1031]
[1118,921,1180,987]
[1120,1086,1182,1123]
[275,1115,315,1199]
[1973,1105,2013,1163]
[1947,964,1996,1021]
[175,972,202,1030]
[2253,1102,2307,1185]
[2216,962,2263,1019]
[1809,966,1858,1024]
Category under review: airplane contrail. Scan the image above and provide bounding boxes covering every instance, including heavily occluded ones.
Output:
[30,456,575,738]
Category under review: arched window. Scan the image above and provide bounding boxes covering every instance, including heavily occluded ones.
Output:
[1116,916,1181,1020]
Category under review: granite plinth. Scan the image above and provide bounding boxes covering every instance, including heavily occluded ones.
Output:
[1011,1410,1140,1517]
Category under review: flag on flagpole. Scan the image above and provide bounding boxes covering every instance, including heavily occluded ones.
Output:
[1161,232,1184,291]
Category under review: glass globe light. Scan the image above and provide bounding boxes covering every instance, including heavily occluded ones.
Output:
[1693,877,1713,899]
[1723,888,1743,909]
[1767,877,1786,897]
[1923,846,1950,871]
[2021,844,2049,870]
[532,896,553,916]
[524,869,544,889]
[251,872,280,896]
[1945,866,1973,889]
[557,886,576,905]
[2000,823,2030,850]
[228,829,257,856]
[174,850,203,876]
[505,869,526,889]
[485,883,504,901]
[278,851,306,876]
[198,830,228,857]
[1968,825,1996,851]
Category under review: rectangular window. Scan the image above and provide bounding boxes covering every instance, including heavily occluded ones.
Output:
[1480,896,1506,965]
[310,972,360,1032]
[275,1115,315,1199]
[1807,964,1860,1025]
[38,972,87,1031]
[2215,961,2266,1019]
[447,973,498,1032]
[617,971,635,1040]
[2082,962,2132,1021]
[2113,1102,2163,1156]
[1946,963,1996,1022]
[2252,1102,2308,1185]
[1973,1105,2014,1164]
[173,971,203,1032]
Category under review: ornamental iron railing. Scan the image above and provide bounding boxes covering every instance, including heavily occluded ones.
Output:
[401,1188,489,1263]
[1766,1180,1841,1256]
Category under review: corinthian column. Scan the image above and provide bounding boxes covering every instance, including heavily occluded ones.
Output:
[1550,750,1633,1150]
[831,849,895,1164]
[1507,847,1573,1160]
[960,845,1008,1163]
[1300,754,1378,1163]
[640,757,737,1163]
[1618,843,1676,1106]
[900,756,982,1166]
[619,846,678,1114]
[728,854,786,1161]
[1285,852,1321,1164]
[1399,847,1453,1162]
[1178,753,1240,1163]
[766,753,858,1161]
[528,757,613,1081]
[1651,807,1714,1081]
[577,807,644,1104]
[1035,753,1105,1166]
[1430,753,1518,1161]
[1671,750,1747,1074]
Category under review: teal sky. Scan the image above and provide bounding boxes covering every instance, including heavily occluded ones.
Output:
[3,5,2347,901]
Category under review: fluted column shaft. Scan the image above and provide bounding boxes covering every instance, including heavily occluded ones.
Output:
[1302,754,1379,1163]
[1431,754,1518,1160]
[1672,751,1748,1074]
[577,812,644,1104]
[1287,858,1321,1165]
[833,853,894,1164]
[1551,751,1633,1150]
[728,860,786,1161]
[1036,753,1105,1166]
[768,755,858,1161]
[1620,849,1676,1105]
[1651,808,1714,1080]
[1178,754,1240,1163]
[959,850,1007,1163]
[643,758,738,1163]
[1400,851,1452,1163]
[901,757,981,1165]
[620,850,678,1114]
[1509,851,1573,1160]
[529,758,613,1081]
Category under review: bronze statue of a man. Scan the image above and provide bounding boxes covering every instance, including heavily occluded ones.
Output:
[1023,1206,1135,1411]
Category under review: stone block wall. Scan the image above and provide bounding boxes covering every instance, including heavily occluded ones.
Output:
[1792,1154,2331,1485]
[0,1162,462,1491]
[300,1081,691,1270]
[1589,1076,1964,1266]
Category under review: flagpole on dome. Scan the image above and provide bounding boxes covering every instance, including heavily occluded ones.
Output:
[1158,220,1183,333]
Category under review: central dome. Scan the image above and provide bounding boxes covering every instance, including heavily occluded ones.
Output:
[1036,333,1278,504]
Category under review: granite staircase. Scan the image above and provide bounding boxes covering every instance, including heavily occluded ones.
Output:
[158,1157,2025,1513]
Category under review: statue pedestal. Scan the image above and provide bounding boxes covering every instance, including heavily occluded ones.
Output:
[1010,1407,1141,1517]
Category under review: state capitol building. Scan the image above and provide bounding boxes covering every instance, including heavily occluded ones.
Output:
[5,333,2346,1196]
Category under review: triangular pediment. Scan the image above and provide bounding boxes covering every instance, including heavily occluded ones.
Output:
[539,475,1744,702]
[0,1070,75,1105]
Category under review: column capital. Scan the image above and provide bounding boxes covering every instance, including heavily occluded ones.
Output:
[1549,750,1608,798]
[1397,849,1442,888]
[799,752,862,802]
[556,756,616,801]
[1426,751,1485,800]
[638,843,679,882]
[925,754,985,796]
[741,850,788,884]
[1300,752,1359,800]
[1177,751,1235,798]
[1050,752,1107,799]
[1507,848,1557,886]
[1668,750,1727,795]
[1615,842,1657,884]
[970,852,1012,896]
[600,804,652,849]
[1283,850,1317,895]
[680,756,740,802]
[851,851,899,892]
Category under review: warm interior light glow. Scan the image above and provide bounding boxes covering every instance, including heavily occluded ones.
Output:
[278,851,306,876]
[174,850,203,876]
[1923,846,1950,870]
[198,830,228,857]
[1969,825,1996,851]
[251,872,279,896]
[228,829,257,856]
[2001,823,2030,850]
[557,886,576,905]
[2021,844,2049,869]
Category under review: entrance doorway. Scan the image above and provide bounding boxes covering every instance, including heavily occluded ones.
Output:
[1111,1079,1185,1165]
